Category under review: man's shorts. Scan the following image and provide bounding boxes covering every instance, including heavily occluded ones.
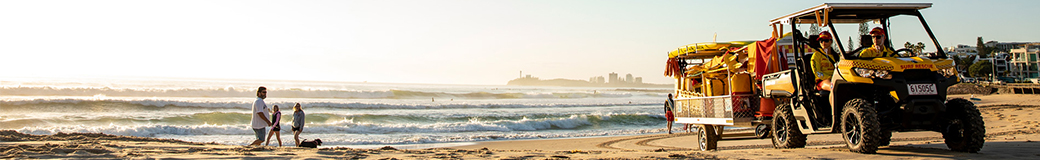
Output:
[253,128,267,141]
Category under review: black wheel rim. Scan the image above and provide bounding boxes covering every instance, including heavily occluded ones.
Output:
[776,117,788,143]
[843,114,860,145]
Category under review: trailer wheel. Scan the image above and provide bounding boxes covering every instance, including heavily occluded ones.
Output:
[841,98,881,153]
[771,103,806,148]
[698,124,719,151]
[943,98,985,153]
[755,123,771,139]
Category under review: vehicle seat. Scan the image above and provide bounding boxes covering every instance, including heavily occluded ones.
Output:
[801,54,831,97]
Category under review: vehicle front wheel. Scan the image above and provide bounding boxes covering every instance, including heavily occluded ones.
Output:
[842,98,881,153]
[771,102,806,148]
[943,98,985,153]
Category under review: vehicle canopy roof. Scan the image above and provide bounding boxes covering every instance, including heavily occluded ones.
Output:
[769,3,931,25]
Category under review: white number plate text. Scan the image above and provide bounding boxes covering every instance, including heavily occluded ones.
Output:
[908,84,938,95]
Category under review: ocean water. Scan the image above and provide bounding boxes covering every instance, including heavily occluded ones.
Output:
[0,77,672,148]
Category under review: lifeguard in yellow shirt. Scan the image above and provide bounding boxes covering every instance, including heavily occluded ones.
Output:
[859,27,896,58]
[810,31,838,91]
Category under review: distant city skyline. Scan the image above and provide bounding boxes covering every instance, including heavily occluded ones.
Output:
[521,72,653,84]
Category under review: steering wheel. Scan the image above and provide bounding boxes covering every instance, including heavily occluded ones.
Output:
[894,48,915,57]
[847,46,870,58]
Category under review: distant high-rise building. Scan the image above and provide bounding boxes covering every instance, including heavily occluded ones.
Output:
[608,72,618,84]
[596,76,605,84]
[1010,44,1040,78]
[635,77,642,84]
[626,74,634,83]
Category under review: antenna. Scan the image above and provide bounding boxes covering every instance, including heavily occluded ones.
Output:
[713,33,717,43]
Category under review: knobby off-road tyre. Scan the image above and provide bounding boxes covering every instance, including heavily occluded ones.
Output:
[771,103,806,148]
[841,98,881,153]
[698,124,719,151]
[943,98,985,153]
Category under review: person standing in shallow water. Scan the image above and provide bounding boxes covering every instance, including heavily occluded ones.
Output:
[265,105,283,146]
[665,94,676,134]
[249,86,272,146]
[291,103,306,146]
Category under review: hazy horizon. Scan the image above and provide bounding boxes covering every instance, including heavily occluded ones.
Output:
[2,0,1037,85]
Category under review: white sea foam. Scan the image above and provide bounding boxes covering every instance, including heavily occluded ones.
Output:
[18,124,250,137]
[16,113,662,137]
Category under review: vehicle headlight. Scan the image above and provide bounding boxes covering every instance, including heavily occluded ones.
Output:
[853,68,892,79]
[940,68,957,78]
[875,70,891,79]
[854,68,875,77]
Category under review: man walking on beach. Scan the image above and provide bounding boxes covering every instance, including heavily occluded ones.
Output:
[249,86,273,146]
[665,94,676,134]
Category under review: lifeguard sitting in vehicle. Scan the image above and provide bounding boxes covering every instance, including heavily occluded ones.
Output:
[810,31,838,91]
[858,27,896,58]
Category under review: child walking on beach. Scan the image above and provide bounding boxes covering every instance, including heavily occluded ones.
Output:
[265,105,283,146]
[291,103,306,146]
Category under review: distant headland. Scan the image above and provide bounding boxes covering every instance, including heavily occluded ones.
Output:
[506,72,672,88]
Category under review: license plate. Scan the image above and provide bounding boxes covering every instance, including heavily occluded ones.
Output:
[908,84,938,95]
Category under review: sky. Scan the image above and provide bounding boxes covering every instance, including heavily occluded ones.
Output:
[1,0,1037,85]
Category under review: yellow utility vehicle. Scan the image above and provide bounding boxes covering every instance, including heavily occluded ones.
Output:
[761,3,983,153]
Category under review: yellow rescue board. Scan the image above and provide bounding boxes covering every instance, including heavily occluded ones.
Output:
[668,41,754,59]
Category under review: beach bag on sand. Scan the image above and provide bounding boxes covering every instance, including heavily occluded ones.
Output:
[299,139,322,148]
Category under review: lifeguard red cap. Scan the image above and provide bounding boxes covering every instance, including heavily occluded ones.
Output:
[869,27,885,35]
[817,31,832,41]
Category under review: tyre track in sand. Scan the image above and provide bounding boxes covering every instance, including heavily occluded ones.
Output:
[633,133,695,151]
[595,133,694,151]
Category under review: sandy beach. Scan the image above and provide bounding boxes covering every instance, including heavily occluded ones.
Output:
[3,94,1040,159]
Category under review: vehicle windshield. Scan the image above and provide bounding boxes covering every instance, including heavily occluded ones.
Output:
[795,14,943,60]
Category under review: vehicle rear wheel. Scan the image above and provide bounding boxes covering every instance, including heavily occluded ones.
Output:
[698,124,719,151]
[943,98,985,153]
[842,98,881,153]
[771,103,806,148]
